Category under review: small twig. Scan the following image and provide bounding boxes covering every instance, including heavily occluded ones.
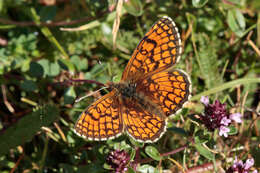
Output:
[39,136,49,172]
[185,160,223,173]
[248,40,260,57]
[10,148,24,173]
[0,10,108,27]
[246,31,260,57]
[168,157,186,173]
[21,97,38,107]
[56,79,106,87]
[112,0,123,50]
[53,122,67,143]
[135,147,140,163]
[1,84,15,113]
[138,144,189,164]
[222,0,234,5]
[161,144,189,157]
[75,86,109,102]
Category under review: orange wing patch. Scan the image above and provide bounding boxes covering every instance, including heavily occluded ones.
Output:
[122,103,166,143]
[138,69,191,117]
[122,16,182,81]
[74,90,123,141]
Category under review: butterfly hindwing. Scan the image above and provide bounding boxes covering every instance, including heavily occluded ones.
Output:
[121,101,166,143]
[138,69,191,117]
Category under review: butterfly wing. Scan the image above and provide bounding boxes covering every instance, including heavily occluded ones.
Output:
[121,16,182,81]
[137,69,191,117]
[74,90,123,141]
[121,100,166,143]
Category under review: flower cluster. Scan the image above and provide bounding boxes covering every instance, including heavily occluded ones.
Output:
[200,96,242,137]
[226,157,258,173]
[106,149,131,173]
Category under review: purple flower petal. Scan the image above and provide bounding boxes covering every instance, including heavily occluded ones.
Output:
[219,126,230,137]
[200,96,209,106]
[252,170,258,173]
[235,160,244,167]
[220,117,231,126]
[232,156,238,166]
[244,158,254,170]
[230,113,242,123]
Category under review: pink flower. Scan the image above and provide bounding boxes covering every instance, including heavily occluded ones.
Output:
[200,97,243,138]
[106,149,130,173]
[219,126,230,137]
[244,158,254,170]
[221,117,231,126]
[200,96,209,106]
[200,99,229,131]
[226,157,257,173]
[230,113,242,123]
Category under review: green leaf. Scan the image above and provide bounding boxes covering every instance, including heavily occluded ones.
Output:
[21,59,31,72]
[145,146,161,161]
[90,63,107,76]
[227,9,246,37]
[194,133,209,144]
[30,8,69,60]
[58,59,75,72]
[138,165,159,173]
[129,148,136,161]
[186,13,197,32]
[167,126,188,136]
[70,55,88,71]
[228,125,238,135]
[194,143,215,160]
[192,0,208,8]
[101,23,113,44]
[48,61,60,76]
[64,86,76,104]
[124,0,143,16]
[129,137,144,147]
[0,105,59,156]
[29,61,44,77]
[38,59,60,77]
[127,167,135,173]
[191,78,260,101]
[197,33,222,89]
[77,163,106,173]
[20,80,37,92]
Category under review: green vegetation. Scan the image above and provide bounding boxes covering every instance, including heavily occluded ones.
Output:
[0,0,259,172]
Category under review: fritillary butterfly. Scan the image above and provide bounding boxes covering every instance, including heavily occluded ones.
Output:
[74,16,191,143]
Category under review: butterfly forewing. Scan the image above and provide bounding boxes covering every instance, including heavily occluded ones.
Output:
[121,16,182,81]
[74,90,123,141]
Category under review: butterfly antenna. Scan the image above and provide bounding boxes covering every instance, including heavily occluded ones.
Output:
[75,86,109,103]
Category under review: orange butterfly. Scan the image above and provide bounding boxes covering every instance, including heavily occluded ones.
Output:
[74,16,191,143]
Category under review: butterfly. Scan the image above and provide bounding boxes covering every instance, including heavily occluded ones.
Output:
[74,16,191,143]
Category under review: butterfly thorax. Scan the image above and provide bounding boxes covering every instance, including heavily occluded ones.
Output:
[107,81,166,119]
[107,81,137,99]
